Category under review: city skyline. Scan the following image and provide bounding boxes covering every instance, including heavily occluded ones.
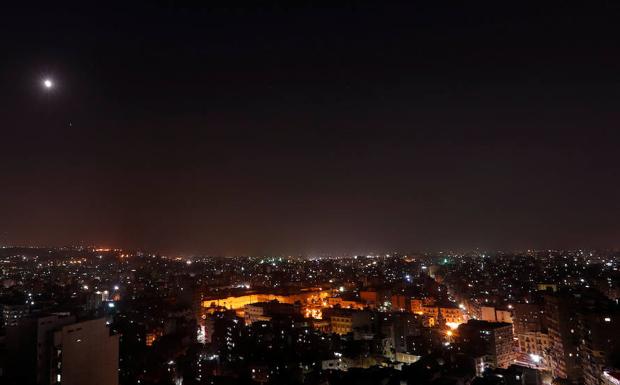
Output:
[4,3,620,385]
[2,246,619,385]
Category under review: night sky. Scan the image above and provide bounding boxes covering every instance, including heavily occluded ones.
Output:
[2,1,620,255]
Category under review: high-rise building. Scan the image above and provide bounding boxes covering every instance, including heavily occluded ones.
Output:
[6,313,76,384]
[578,310,620,385]
[5,315,118,385]
[210,312,244,362]
[545,293,581,381]
[458,320,515,372]
[52,318,119,385]
[513,302,551,369]
[545,289,620,384]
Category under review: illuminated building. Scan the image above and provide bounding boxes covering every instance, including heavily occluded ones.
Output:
[311,319,331,333]
[480,306,513,323]
[395,352,421,364]
[331,314,353,335]
[495,309,513,323]
[421,305,464,328]
[603,371,620,385]
[537,283,557,292]
[146,330,162,346]
[327,297,365,310]
[411,299,424,314]
[512,302,551,369]
[516,331,551,369]
[202,289,328,316]
[440,306,465,326]
[305,306,323,319]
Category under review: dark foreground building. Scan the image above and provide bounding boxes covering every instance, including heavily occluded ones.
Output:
[4,314,118,385]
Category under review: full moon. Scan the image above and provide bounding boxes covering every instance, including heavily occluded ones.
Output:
[43,78,53,89]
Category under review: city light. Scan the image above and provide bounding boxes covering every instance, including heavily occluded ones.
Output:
[3,246,619,383]
[5,3,620,385]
